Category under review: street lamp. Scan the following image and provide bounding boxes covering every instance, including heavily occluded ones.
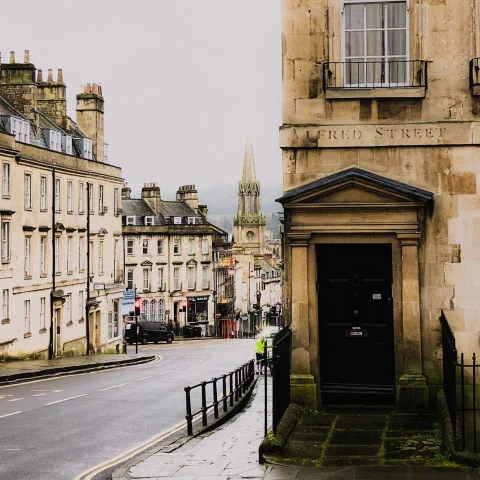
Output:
[256,291,261,332]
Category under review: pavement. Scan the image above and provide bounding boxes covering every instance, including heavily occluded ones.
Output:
[113,376,480,480]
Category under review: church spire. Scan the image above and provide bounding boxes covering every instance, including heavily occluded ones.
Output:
[242,138,256,183]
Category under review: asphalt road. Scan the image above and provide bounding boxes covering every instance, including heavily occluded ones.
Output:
[0,338,256,480]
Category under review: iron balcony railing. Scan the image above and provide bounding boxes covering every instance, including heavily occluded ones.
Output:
[323,60,428,90]
[470,58,480,89]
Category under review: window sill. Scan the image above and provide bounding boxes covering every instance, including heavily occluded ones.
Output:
[66,321,73,327]
[79,269,85,274]
[55,272,62,276]
[55,210,61,214]
[24,207,32,211]
[79,318,85,323]
[325,87,426,100]
[1,318,10,325]
[2,195,11,200]
[24,332,32,338]
[67,271,73,275]
[67,211,73,215]
[40,208,47,213]
[24,275,32,280]
[39,328,47,334]
[79,212,85,215]
[1,259,10,264]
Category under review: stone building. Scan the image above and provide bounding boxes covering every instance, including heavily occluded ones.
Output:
[121,183,228,334]
[0,51,124,359]
[279,0,480,412]
[233,141,282,335]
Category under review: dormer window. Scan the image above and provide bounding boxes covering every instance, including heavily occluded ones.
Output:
[43,129,62,152]
[10,117,30,144]
[126,216,136,225]
[173,216,182,225]
[74,137,93,160]
[62,134,73,154]
[144,216,154,226]
[187,217,197,225]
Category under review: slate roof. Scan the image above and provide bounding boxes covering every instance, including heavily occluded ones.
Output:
[122,199,156,217]
[276,167,434,203]
[159,201,199,218]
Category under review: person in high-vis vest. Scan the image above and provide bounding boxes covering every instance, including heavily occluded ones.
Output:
[255,335,265,374]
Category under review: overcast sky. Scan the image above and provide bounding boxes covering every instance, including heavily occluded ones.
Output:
[1,0,282,212]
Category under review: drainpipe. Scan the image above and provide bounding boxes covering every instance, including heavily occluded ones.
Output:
[85,183,91,355]
[49,164,56,359]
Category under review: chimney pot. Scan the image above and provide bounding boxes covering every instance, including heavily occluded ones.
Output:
[24,50,30,63]
[37,69,43,83]
[10,51,15,63]
[57,69,63,83]
[48,69,53,82]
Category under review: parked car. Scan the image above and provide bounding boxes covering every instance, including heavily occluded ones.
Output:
[125,322,174,345]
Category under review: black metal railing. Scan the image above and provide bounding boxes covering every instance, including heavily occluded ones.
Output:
[440,311,479,452]
[272,326,292,435]
[184,359,255,435]
[470,58,480,89]
[323,60,428,90]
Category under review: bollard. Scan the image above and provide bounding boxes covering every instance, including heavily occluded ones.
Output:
[213,378,219,419]
[222,374,227,412]
[201,381,207,426]
[185,386,193,435]
[123,341,127,354]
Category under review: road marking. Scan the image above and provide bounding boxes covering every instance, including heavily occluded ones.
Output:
[0,448,21,451]
[98,383,129,392]
[31,389,63,393]
[7,398,23,402]
[45,394,88,406]
[0,411,22,419]
[0,395,14,399]
[33,393,47,397]
[135,376,153,381]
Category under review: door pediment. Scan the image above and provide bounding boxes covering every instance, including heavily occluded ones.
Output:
[277,168,433,207]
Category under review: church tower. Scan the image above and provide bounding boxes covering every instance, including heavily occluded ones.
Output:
[233,139,266,252]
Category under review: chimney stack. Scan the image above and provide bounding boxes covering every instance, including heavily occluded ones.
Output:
[141,182,161,214]
[176,184,199,211]
[76,83,105,162]
[36,67,67,129]
[122,183,131,199]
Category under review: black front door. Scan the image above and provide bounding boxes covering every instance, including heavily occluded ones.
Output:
[317,244,395,405]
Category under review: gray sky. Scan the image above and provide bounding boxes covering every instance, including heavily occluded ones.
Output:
[1,0,282,213]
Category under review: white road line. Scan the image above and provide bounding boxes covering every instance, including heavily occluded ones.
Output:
[98,383,129,392]
[135,376,152,381]
[7,398,23,402]
[44,394,88,406]
[31,389,63,393]
[33,393,47,397]
[0,411,22,419]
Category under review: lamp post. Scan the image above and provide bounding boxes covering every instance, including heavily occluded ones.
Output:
[256,290,262,333]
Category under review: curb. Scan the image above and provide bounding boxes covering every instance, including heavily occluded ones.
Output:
[0,355,156,386]
[109,378,258,480]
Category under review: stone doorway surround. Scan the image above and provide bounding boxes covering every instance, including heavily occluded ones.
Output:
[277,168,434,412]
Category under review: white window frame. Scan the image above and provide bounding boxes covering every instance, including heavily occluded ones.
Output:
[79,182,84,214]
[88,183,93,213]
[108,311,113,339]
[2,289,8,320]
[63,134,73,155]
[55,237,60,274]
[173,238,181,255]
[11,117,30,143]
[158,299,165,322]
[67,180,73,213]
[144,216,154,225]
[78,291,84,320]
[1,221,9,262]
[66,294,71,324]
[188,238,195,255]
[49,130,62,152]
[187,217,196,225]
[127,269,134,290]
[67,237,72,273]
[98,240,104,275]
[202,265,209,289]
[83,138,93,159]
[24,173,32,209]
[158,267,164,290]
[2,162,10,196]
[40,297,46,330]
[89,240,94,274]
[143,268,150,291]
[126,216,136,225]
[174,216,182,224]
[40,236,46,275]
[24,236,31,277]
[40,176,47,210]
[55,178,61,211]
[142,239,149,255]
[173,267,180,291]
[201,238,209,255]
[79,236,84,271]
[187,266,195,290]
[126,239,134,255]
[98,184,104,213]
[24,299,31,333]
[342,0,409,87]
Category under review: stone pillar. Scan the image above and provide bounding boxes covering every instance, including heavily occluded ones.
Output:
[288,233,316,408]
[397,233,428,412]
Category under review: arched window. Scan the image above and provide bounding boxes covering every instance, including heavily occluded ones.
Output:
[150,300,157,322]
[158,299,165,323]
[141,300,147,321]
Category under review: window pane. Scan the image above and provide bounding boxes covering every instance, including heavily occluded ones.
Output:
[345,4,364,29]
[345,32,364,57]
[366,59,385,84]
[387,3,406,28]
[345,59,365,85]
[388,57,407,83]
[366,31,384,56]
[387,30,406,56]
[366,3,384,29]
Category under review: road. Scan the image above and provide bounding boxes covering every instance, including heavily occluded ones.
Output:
[0,338,255,480]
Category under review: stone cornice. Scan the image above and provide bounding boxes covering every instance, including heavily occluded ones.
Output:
[287,233,311,247]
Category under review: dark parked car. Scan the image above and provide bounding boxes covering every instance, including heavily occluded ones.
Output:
[125,322,174,345]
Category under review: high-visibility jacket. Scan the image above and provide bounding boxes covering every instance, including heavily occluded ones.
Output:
[256,338,265,355]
